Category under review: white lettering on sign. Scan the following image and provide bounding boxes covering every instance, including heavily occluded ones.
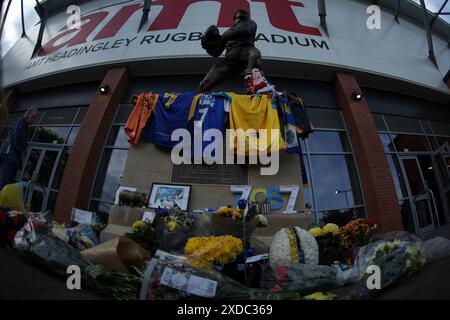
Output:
[231,185,252,202]
[280,185,299,214]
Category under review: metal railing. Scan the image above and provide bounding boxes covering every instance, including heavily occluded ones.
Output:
[23,179,47,213]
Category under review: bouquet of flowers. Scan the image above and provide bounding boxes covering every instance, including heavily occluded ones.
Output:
[126,220,158,254]
[349,239,426,299]
[184,236,244,268]
[162,205,194,232]
[269,227,319,269]
[309,223,347,265]
[340,218,376,248]
[368,240,426,275]
[140,251,317,300]
[153,205,197,252]
[14,217,141,299]
[261,263,342,297]
[215,200,268,227]
[0,210,27,246]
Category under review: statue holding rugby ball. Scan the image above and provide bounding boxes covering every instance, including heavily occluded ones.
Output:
[199,9,262,93]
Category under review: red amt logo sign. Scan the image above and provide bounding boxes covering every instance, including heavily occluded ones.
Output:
[38,0,322,57]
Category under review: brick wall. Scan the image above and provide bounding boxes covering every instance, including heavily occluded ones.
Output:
[446,69,450,89]
[1,88,18,129]
[3,88,17,111]
[54,67,130,223]
[333,72,403,232]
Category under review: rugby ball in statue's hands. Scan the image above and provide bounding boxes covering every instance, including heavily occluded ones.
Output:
[201,25,225,57]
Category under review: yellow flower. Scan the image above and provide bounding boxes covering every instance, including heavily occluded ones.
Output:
[166,221,177,231]
[322,223,340,235]
[303,292,337,300]
[232,209,243,221]
[309,227,324,237]
[132,220,145,231]
[216,207,234,217]
[184,236,243,266]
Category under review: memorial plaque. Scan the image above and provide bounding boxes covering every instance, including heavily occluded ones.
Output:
[171,163,248,185]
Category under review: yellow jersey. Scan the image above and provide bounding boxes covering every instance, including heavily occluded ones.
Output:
[228,93,286,155]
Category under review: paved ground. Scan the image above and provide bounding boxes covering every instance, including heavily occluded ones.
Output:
[0,246,105,300]
[375,256,450,300]
[1,225,450,300]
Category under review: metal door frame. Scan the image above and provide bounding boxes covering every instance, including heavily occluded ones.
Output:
[432,142,450,224]
[398,155,436,234]
[20,145,62,211]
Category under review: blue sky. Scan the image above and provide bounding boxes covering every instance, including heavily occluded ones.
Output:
[0,0,449,57]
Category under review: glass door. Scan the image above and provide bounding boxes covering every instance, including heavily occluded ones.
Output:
[20,147,62,212]
[432,142,450,225]
[399,156,436,233]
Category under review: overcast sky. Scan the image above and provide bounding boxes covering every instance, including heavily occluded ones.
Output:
[0,0,449,57]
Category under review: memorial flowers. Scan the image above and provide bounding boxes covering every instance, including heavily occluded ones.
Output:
[308,224,346,265]
[340,218,376,248]
[215,201,268,228]
[126,220,157,253]
[350,239,426,299]
[322,223,340,236]
[269,227,319,268]
[368,240,426,275]
[162,204,194,231]
[184,235,244,267]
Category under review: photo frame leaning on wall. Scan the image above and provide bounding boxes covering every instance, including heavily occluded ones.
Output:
[148,183,191,211]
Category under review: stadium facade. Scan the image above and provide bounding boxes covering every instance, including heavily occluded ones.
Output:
[1,0,450,235]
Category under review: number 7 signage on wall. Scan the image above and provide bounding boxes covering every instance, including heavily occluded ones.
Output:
[231,185,300,215]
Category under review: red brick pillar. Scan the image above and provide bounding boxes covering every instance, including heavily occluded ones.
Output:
[3,88,18,111]
[54,67,130,223]
[445,69,450,88]
[1,88,18,127]
[333,72,403,232]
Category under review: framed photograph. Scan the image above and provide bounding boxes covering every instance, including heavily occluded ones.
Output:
[148,183,191,211]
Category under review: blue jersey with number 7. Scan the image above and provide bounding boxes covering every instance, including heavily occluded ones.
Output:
[187,93,230,160]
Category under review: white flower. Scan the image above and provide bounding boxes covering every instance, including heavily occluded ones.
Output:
[255,214,268,227]
[269,227,319,269]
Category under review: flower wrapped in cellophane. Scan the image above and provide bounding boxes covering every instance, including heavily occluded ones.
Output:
[349,239,426,299]
[139,250,325,300]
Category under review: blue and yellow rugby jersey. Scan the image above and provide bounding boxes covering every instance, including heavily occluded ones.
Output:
[274,94,309,186]
[274,94,301,154]
[187,92,230,160]
[141,92,196,148]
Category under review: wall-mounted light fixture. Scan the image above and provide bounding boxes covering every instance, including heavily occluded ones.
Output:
[98,85,110,95]
[352,91,364,101]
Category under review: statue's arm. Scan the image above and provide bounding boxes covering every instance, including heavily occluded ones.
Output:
[222,20,257,42]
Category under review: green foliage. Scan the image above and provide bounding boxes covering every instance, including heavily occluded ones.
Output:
[125,221,158,254]
[315,233,347,265]
[320,209,356,227]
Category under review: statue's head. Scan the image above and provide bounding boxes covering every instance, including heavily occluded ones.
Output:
[233,9,249,25]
